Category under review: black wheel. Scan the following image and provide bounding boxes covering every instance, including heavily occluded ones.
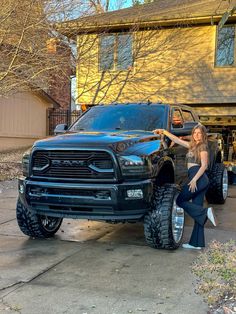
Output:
[206,163,228,204]
[16,198,63,238]
[144,184,184,249]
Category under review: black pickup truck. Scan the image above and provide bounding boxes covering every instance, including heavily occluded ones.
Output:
[17,103,228,249]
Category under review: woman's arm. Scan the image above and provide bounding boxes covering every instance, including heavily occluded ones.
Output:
[153,129,190,149]
[188,151,208,192]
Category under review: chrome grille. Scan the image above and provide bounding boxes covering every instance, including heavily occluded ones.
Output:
[31,150,115,179]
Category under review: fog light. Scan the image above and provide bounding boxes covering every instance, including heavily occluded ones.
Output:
[95,191,111,200]
[19,184,24,194]
[126,189,143,199]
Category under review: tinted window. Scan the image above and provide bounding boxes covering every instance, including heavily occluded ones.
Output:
[172,109,183,128]
[70,105,165,132]
[182,110,194,122]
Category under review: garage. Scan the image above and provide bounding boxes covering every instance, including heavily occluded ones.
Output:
[192,105,236,161]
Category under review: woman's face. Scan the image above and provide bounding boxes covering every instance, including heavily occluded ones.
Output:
[192,128,203,143]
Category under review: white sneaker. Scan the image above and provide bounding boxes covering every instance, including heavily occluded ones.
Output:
[182,243,202,250]
[207,207,217,226]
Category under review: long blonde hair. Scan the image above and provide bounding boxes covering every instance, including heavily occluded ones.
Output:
[189,124,208,163]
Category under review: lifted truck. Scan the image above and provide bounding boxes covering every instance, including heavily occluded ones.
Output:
[17,103,228,249]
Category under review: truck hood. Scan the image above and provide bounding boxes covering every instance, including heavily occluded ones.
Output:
[34,131,161,155]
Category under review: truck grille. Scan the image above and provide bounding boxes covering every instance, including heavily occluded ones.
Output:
[31,150,115,179]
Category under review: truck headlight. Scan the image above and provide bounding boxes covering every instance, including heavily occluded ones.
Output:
[22,150,31,177]
[118,155,151,178]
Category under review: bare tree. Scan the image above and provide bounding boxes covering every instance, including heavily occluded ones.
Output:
[0,0,137,97]
[132,0,154,6]
[0,0,77,97]
[218,0,236,28]
[84,0,130,13]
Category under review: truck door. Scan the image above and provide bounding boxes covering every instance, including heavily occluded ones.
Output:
[170,108,188,185]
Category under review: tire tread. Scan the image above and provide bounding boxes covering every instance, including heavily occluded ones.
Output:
[206,163,228,204]
[16,198,62,238]
[144,184,183,249]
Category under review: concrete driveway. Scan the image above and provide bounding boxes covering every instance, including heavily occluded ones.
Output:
[0,180,235,314]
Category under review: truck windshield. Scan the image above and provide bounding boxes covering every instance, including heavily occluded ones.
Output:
[70,104,166,132]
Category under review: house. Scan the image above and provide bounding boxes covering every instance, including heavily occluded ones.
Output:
[58,0,236,134]
[0,90,59,152]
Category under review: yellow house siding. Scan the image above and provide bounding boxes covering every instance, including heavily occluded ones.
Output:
[76,25,236,105]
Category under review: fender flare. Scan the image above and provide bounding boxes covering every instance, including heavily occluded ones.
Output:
[152,156,175,184]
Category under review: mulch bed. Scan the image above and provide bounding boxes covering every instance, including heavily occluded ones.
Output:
[209,299,236,314]
[0,148,28,181]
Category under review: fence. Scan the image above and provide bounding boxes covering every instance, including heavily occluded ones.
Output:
[47,109,81,135]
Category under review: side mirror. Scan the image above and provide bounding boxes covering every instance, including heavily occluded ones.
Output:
[54,124,68,135]
[171,121,198,136]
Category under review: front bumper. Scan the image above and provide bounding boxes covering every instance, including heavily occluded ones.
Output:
[18,177,153,221]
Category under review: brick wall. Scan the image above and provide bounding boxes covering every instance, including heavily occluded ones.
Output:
[48,42,74,109]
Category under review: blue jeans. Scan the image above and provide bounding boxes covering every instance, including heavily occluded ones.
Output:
[176,165,209,247]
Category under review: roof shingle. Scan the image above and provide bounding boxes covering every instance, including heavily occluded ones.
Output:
[60,0,236,34]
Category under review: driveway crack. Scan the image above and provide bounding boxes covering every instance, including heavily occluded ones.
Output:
[0,218,16,225]
[1,249,80,292]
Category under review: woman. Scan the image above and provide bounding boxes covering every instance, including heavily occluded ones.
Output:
[153,124,217,250]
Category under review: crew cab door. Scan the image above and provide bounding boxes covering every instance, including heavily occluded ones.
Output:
[169,108,188,185]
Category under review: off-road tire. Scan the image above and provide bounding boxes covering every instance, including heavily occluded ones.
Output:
[144,184,184,249]
[206,163,228,204]
[16,198,63,238]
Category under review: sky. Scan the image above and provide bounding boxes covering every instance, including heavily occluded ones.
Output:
[49,0,134,22]
[109,0,133,10]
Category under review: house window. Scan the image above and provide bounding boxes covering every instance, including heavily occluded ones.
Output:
[99,35,115,71]
[216,25,235,66]
[117,35,132,70]
[99,34,133,71]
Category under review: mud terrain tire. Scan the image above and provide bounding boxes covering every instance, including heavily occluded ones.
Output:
[206,163,228,204]
[16,198,63,238]
[144,184,184,249]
